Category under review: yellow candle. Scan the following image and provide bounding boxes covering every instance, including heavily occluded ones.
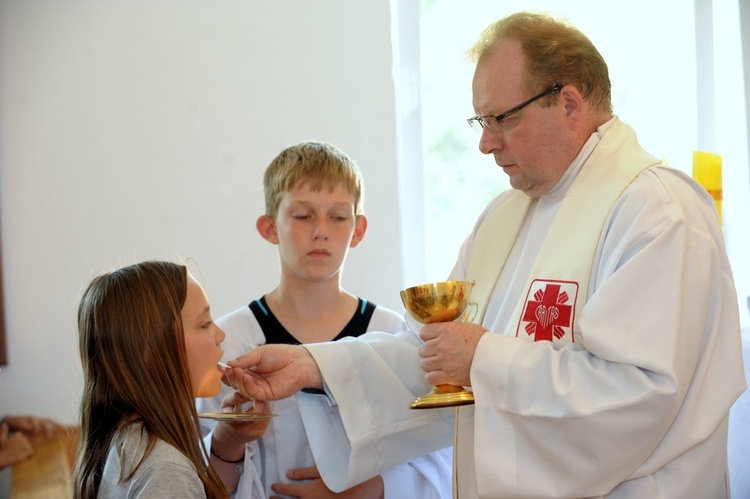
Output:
[692,151,722,224]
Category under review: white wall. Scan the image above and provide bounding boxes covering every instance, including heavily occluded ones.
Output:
[0,1,408,424]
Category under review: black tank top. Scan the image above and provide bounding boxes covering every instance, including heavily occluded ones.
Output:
[248,295,377,345]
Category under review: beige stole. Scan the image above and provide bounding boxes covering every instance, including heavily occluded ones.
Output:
[465,120,662,329]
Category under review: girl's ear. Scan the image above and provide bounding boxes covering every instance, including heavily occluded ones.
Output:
[256,215,279,244]
[349,215,368,248]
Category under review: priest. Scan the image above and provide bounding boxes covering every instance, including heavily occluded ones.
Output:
[226,11,746,499]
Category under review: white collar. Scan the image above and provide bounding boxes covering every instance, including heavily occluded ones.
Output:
[543,116,619,201]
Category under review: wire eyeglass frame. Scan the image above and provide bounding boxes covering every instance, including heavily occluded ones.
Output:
[467,84,562,132]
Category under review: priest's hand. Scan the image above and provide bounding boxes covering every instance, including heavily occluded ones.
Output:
[418,321,488,387]
[227,344,323,401]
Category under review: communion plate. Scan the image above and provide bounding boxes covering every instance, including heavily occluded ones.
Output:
[198,412,276,421]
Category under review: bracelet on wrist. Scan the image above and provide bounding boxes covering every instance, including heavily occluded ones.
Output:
[210,447,244,463]
[210,447,244,474]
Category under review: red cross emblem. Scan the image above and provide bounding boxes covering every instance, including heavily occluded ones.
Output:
[517,279,577,343]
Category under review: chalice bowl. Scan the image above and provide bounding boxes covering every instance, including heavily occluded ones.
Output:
[400,280,477,409]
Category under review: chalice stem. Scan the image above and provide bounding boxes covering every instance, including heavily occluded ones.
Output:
[433,384,466,394]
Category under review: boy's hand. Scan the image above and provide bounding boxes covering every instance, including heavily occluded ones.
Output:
[271,467,384,499]
[212,392,271,446]
[227,344,323,401]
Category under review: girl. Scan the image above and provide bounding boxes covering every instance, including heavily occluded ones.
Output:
[74,261,228,498]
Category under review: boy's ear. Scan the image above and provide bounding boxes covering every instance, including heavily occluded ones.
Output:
[256,215,279,244]
[349,215,368,248]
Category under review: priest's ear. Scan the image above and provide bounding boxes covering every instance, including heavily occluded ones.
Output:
[560,84,585,128]
[256,215,279,245]
[349,214,368,248]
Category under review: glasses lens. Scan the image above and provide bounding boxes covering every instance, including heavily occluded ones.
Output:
[467,117,483,133]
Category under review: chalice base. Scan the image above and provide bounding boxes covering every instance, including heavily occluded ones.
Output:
[409,385,475,409]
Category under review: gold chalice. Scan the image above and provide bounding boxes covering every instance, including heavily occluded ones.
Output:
[400,280,477,409]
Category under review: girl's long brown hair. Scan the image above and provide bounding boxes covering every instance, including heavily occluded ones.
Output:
[73,261,227,498]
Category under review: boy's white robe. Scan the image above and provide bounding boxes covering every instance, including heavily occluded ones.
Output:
[198,304,453,499]
[297,118,746,498]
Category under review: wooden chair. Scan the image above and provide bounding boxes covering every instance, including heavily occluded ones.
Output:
[9,426,78,498]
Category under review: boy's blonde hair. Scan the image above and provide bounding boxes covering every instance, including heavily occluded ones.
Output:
[263,141,364,219]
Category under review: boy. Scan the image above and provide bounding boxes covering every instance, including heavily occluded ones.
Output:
[198,142,452,498]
